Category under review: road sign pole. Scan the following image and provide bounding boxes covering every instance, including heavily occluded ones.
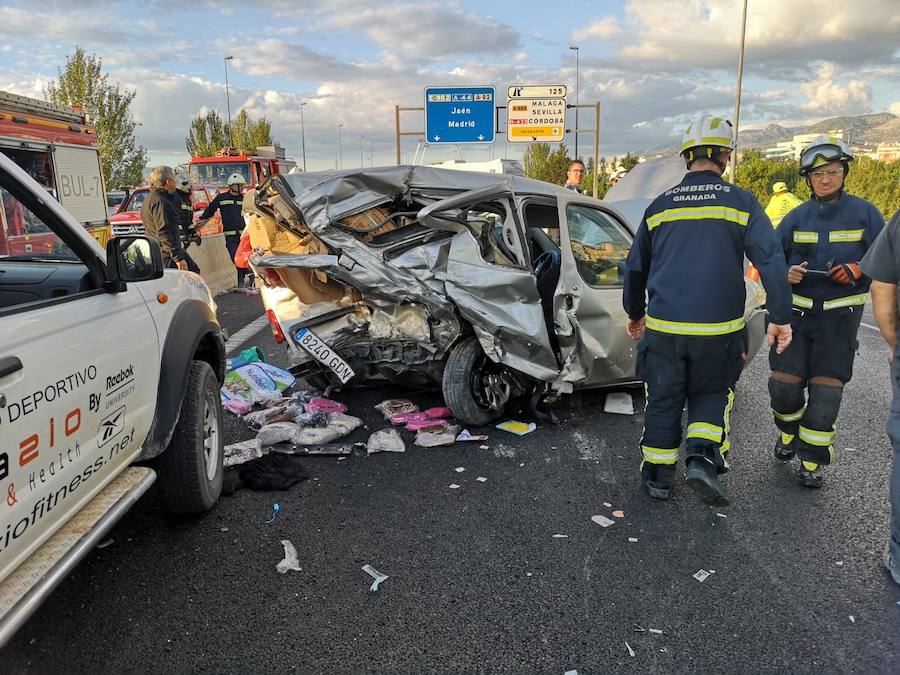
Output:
[593,101,600,198]
[395,104,401,165]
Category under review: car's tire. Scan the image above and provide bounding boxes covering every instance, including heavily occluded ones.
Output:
[442,336,510,426]
[156,360,223,514]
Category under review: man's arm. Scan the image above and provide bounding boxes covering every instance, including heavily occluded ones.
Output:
[199,192,221,221]
[622,217,652,340]
[744,200,792,325]
[870,281,898,354]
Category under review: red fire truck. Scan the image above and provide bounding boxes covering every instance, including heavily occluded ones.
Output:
[0,90,110,256]
[188,145,295,191]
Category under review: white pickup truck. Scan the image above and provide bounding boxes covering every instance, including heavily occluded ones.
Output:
[0,153,226,646]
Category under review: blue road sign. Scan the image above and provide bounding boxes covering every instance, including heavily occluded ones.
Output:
[424,86,495,144]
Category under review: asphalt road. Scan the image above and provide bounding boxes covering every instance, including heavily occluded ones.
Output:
[3,291,900,673]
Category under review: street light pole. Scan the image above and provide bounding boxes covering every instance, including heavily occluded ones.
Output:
[360,136,365,168]
[369,141,374,167]
[224,56,234,144]
[569,45,579,159]
[337,123,343,169]
[299,101,308,172]
[730,0,749,183]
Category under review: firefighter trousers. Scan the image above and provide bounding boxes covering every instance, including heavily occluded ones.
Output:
[636,329,744,485]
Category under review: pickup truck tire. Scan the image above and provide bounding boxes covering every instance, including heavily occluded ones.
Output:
[155,360,223,514]
[442,336,509,426]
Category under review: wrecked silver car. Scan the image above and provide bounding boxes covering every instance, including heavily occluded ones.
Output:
[245,165,767,425]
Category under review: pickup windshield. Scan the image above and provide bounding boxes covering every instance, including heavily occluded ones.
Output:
[190,162,251,188]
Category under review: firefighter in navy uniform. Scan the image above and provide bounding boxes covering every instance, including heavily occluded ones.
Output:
[198,172,247,286]
[768,137,885,487]
[174,173,201,274]
[623,114,793,505]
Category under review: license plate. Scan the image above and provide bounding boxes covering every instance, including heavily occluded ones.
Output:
[294,328,355,383]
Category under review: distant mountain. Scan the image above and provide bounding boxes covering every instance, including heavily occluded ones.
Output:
[643,112,899,156]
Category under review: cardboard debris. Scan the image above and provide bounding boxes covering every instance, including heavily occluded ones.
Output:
[496,420,537,436]
[476,476,487,483]
[591,515,615,528]
[604,392,634,415]
[693,569,711,583]
[612,510,625,518]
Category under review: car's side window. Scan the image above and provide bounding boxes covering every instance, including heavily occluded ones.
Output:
[566,204,631,287]
[0,178,99,312]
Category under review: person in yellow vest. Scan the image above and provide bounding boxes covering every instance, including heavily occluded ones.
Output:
[765,181,803,227]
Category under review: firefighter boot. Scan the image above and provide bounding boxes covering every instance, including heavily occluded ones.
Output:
[686,456,730,506]
[798,460,824,488]
[642,464,674,501]
[774,432,796,461]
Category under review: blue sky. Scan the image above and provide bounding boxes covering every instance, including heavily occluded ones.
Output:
[0,0,897,170]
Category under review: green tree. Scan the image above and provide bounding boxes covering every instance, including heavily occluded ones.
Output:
[45,46,148,188]
[620,152,640,172]
[523,142,571,185]
[230,109,274,152]
[186,110,229,157]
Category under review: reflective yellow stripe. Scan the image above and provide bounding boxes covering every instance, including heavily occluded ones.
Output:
[686,422,724,443]
[780,432,795,445]
[792,294,814,309]
[829,229,864,243]
[793,231,818,243]
[798,425,835,447]
[720,389,735,458]
[646,206,750,231]
[641,446,679,464]
[646,315,745,336]
[823,293,868,310]
[774,406,805,422]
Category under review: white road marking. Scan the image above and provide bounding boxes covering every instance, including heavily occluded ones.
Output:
[225,315,270,355]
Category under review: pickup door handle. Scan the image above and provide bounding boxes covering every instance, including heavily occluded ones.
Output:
[0,356,23,379]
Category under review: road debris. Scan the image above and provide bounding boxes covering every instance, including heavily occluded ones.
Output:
[449,484,461,489]
[415,426,460,447]
[276,540,301,574]
[223,453,309,495]
[269,442,355,456]
[375,399,418,420]
[362,564,388,592]
[96,538,114,549]
[693,569,711,583]
[366,428,406,454]
[221,362,295,410]
[476,476,488,483]
[604,392,634,415]
[265,502,280,524]
[625,641,635,657]
[836,561,844,566]
[496,420,537,435]
[455,467,466,473]
[220,527,229,532]
[479,445,490,450]
[612,510,625,518]
[603,502,612,508]
[591,515,615,528]
[628,537,639,542]
[224,439,264,467]
[553,534,569,538]
[849,615,855,623]
[716,513,727,518]
[457,429,489,442]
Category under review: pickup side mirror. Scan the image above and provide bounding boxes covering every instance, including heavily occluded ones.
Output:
[105,235,164,291]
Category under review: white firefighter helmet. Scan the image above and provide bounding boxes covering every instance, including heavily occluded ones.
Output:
[227,172,248,186]
[799,136,854,176]
[174,172,190,192]
[680,114,735,156]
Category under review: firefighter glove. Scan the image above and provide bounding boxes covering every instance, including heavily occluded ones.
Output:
[828,262,862,287]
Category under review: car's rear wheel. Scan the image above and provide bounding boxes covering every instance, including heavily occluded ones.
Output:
[156,360,223,514]
[442,336,511,426]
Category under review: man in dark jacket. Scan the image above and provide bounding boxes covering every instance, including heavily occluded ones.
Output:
[623,113,793,505]
[141,165,187,269]
[174,173,201,273]
[768,137,885,487]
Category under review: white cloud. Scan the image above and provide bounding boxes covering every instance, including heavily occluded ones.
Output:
[230,39,358,81]
[323,3,520,59]
[799,62,872,115]
[573,17,622,42]
[889,102,900,116]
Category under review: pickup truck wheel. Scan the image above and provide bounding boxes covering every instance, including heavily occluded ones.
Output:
[442,336,510,426]
[156,360,223,514]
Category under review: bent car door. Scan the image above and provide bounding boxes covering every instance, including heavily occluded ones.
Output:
[0,158,158,584]
[418,186,559,381]
[554,191,636,386]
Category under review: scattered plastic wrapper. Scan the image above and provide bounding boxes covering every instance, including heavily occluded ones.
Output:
[257,413,363,447]
[225,345,266,372]
[604,392,634,415]
[221,362,296,410]
[276,540,301,574]
[591,515,615,528]
[416,425,461,448]
[407,418,449,432]
[223,399,252,416]
[243,405,320,429]
[375,399,418,421]
[266,502,280,524]
[457,429,489,442]
[496,420,537,436]
[305,397,348,414]
[693,569,711,583]
[224,438,264,467]
[367,428,406,454]
[362,564,388,592]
